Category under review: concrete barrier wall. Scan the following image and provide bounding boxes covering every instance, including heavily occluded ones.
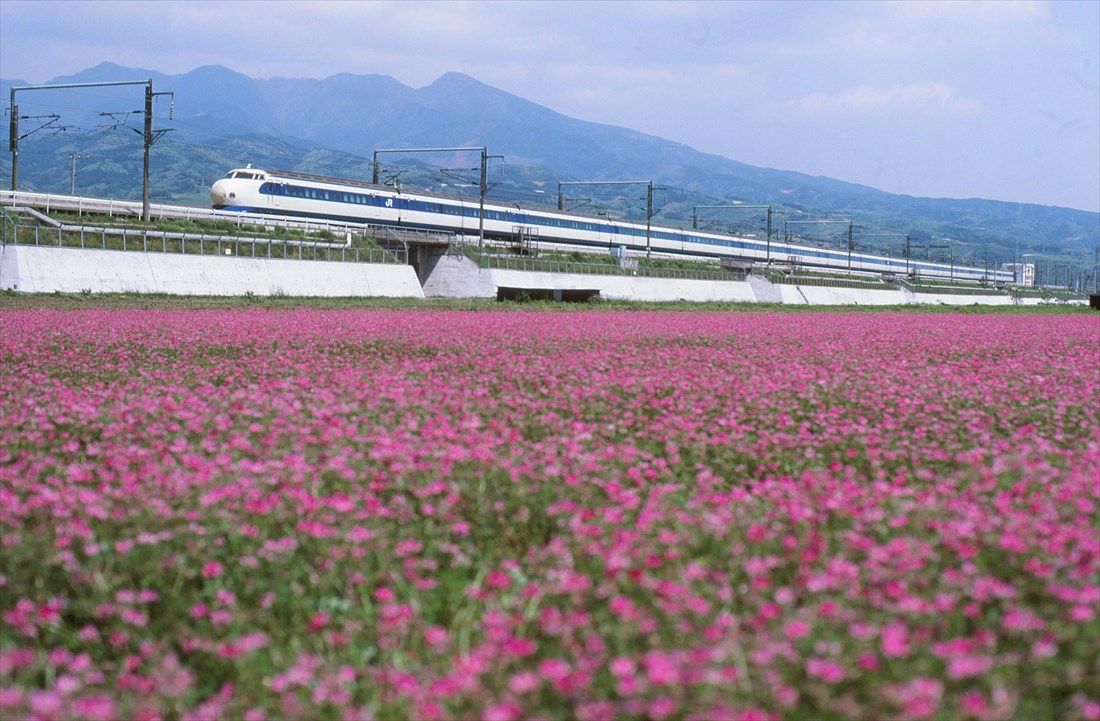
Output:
[491,269,756,302]
[1014,296,1088,306]
[756,275,1018,306]
[0,245,424,297]
[778,284,907,305]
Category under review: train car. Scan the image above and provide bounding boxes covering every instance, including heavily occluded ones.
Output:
[210,167,1013,284]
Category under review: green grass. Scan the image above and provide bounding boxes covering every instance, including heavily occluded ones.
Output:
[1,290,1094,314]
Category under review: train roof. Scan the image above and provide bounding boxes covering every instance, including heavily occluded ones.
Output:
[267,169,386,191]
[262,168,668,228]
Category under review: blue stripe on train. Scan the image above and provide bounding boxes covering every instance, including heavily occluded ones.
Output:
[215,205,1001,280]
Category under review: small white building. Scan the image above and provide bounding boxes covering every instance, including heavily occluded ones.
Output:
[1001,262,1036,286]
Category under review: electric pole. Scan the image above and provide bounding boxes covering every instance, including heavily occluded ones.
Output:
[848,222,854,274]
[371,146,501,247]
[69,153,90,195]
[143,85,152,221]
[691,204,773,262]
[645,181,653,257]
[8,79,172,220]
[557,180,658,256]
[8,92,17,190]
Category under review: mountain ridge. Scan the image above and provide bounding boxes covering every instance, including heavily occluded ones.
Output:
[2,63,1096,264]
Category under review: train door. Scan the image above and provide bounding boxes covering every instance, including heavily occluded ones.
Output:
[597,217,613,251]
[266,182,283,209]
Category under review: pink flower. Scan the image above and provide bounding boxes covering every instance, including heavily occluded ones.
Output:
[0,689,23,709]
[486,569,511,589]
[502,636,536,657]
[539,658,571,683]
[649,697,676,720]
[610,656,636,678]
[508,671,540,694]
[806,658,844,684]
[424,626,449,650]
[1071,605,1095,622]
[71,695,116,721]
[947,655,993,679]
[28,691,64,719]
[394,539,422,558]
[785,620,811,640]
[484,702,521,721]
[882,622,910,658]
[643,651,678,686]
[201,561,223,579]
[959,691,989,718]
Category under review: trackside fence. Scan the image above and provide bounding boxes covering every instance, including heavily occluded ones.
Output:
[0,190,455,251]
[0,211,405,265]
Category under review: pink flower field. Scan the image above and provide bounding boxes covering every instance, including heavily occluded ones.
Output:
[1,308,1098,721]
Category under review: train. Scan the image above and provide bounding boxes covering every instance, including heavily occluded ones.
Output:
[210,167,1013,284]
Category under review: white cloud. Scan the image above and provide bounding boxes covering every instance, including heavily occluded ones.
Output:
[765,1,1055,64]
[789,83,982,117]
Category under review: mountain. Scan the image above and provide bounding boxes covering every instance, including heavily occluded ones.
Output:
[3,63,1097,266]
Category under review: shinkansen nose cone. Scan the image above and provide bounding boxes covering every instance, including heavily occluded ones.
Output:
[210,180,231,207]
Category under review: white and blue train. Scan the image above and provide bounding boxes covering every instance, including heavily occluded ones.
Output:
[211,167,1012,284]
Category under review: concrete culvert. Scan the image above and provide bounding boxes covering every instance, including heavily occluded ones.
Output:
[496,287,600,303]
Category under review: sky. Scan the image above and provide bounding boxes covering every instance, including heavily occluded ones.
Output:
[1,0,1098,212]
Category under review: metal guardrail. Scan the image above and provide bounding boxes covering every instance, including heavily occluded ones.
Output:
[468,249,739,281]
[1010,289,1089,300]
[0,190,454,247]
[788,276,891,290]
[0,211,403,265]
[760,269,893,290]
[898,279,1007,296]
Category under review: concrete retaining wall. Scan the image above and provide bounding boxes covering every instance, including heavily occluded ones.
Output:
[491,269,756,302]
[0,245,424,297]
[5,244,1079,306]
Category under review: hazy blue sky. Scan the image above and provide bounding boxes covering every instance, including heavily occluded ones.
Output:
[2,0,1098,211]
